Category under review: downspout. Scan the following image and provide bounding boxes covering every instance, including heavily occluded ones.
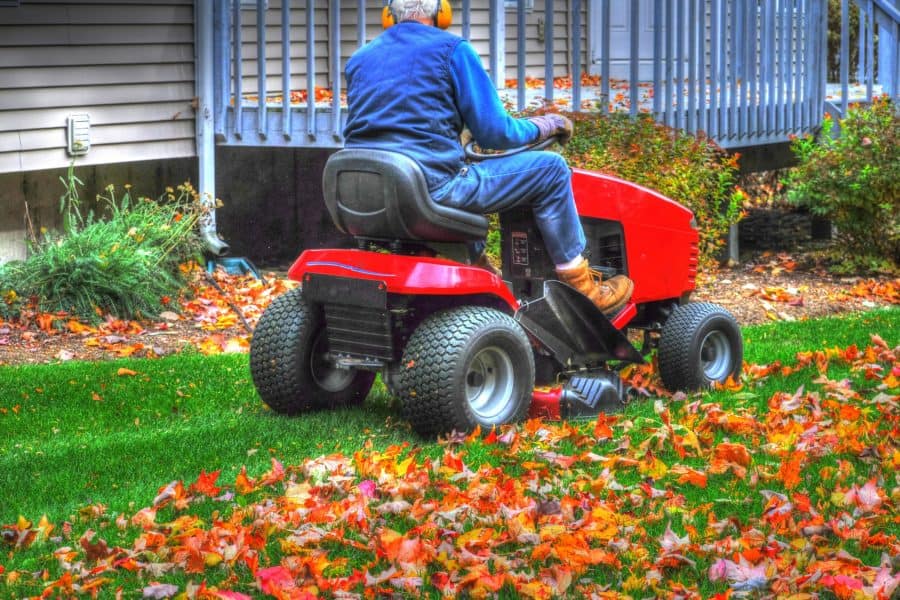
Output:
[195,0,230,257]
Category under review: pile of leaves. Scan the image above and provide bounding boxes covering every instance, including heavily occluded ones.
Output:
[2,334,897,598]
[0,171,205,322]
[0,267,297,364]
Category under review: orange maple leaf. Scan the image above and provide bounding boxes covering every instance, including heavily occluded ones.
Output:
[776,452,806,490]
[709,442,752,479]
[189,469,222,497]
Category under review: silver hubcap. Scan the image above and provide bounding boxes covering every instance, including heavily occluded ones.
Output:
[465,346,515,421]
[310,331,354,392]
[700,330,732,382]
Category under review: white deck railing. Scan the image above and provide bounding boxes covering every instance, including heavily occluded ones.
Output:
[212,0,898,150]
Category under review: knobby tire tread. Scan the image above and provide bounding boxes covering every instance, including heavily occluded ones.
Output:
[657,302,741,392]
[398,306,533,437]
[250,288,373,414]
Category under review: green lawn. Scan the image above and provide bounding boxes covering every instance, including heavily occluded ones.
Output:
[0,352,408,525]
[2,308,897,524]
[1,306,897,598]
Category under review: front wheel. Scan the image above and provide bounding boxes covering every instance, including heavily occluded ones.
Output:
[657,302,743,391]
[250,288,375,414]
[398,306,534,436]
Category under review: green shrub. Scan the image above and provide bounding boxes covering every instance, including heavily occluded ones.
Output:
[0,169,204,321]
[559,111,744,269]
[784,96,899,273]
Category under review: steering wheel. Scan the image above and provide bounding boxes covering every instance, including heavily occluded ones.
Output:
[463,134,563,161]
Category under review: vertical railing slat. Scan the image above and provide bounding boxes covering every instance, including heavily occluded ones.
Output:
[653,0,662,117]
[462,0,471,40]
[730,1,738,140]
[256,0,267,139]
[748,0,757,141]
[718,0,728,137]
[330,0,341,140]
[233,0,242,139]
[710,0,720,138]
[282,0,291,140]
[601,0,610,114]
[666,0,675,127]
[306,0,315,140]
[782,0,791,134]
[857,1,866,82]
[841,0,849,114]
[545,1,554,104]
[687,0,696,132]
[815,0,826,128]
[762,0,773,139]
[572,0,582,111]
[794,1,804,132]
[489,0,505,90]
[698,0,707,136]
[517,0,526,111]
[866,0,874,101]
[894,20,899,99]
[776,0,784,134]
[630,0,639,116]
[214,0,229,139]
[676,0,684,130]
[803,0,814,134]
[736,0,750,139]
[357,0,365,48]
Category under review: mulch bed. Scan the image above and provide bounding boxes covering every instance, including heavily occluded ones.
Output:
[0,252,897,367]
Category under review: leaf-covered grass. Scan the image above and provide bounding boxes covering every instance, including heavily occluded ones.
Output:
[0,353,404,525]
[1,307,898,598]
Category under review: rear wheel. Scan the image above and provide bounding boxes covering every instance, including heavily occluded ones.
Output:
[250,288,375,414]
[398,306,534,436]
[658,302,743,391]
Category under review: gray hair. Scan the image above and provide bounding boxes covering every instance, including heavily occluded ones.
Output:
[389,0,439,22]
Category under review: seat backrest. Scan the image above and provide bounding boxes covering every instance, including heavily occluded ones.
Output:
[323,149,489,243]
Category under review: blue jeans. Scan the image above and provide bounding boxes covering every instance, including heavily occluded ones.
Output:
[430,151,586,265]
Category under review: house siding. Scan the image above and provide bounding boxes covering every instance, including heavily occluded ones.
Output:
[0,1,196,175]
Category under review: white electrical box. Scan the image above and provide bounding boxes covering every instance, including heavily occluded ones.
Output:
[67,113,90,156]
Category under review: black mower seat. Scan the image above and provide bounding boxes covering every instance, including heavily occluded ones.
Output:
[323,148,489,243]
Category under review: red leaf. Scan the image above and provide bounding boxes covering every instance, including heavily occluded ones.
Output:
[189,469,222,497]
[256,566,296,596]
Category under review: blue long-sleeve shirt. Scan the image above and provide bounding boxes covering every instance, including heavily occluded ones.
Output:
[343,22,538,192]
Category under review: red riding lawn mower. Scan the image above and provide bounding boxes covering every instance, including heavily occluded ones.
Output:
[249,137,743,436]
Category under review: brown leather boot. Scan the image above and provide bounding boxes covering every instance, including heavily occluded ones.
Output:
[556,258,634,316]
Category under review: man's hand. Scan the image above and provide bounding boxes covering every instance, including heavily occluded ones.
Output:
[527,114,574,146]
[459,127,474,149]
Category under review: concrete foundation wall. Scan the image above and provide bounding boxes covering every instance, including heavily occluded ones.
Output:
[0,148,341,267]
[0,158,196,263]
[215,147,344,266]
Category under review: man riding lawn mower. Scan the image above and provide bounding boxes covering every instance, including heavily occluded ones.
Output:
[249,0,743,436]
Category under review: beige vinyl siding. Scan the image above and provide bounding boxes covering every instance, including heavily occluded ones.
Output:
[237,1,583,98]
[0,1,196,174]
[469,0,586,81]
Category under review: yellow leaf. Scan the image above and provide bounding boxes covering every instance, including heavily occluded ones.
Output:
[639,451,668,478]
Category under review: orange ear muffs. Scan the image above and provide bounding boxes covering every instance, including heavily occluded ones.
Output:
[382,4,395,29]
[382,1,452,30]
[435,0,452,29]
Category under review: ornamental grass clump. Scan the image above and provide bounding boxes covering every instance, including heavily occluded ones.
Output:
[0,167,204,321]
[560,112,744,270]
[785,95,899,274]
